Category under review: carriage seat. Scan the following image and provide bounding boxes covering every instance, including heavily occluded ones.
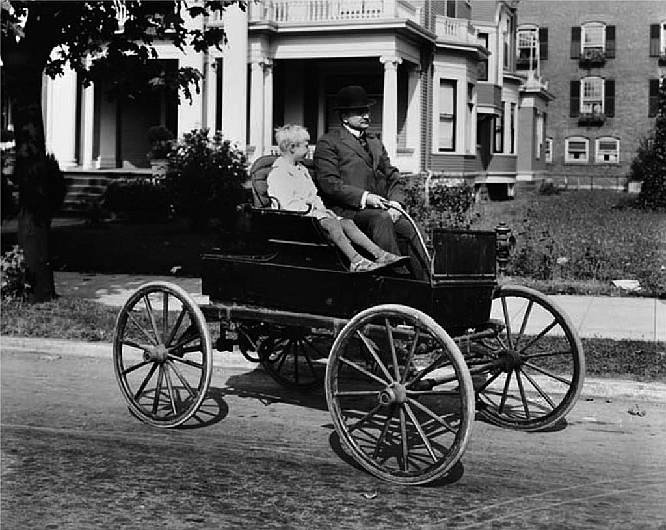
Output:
[249,155,333,247]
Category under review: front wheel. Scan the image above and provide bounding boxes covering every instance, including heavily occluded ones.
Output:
[326,304,475,485]
[113,282,213,428]
[467,285,585,431]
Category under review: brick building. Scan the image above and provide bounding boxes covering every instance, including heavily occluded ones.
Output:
[515,0,666,189]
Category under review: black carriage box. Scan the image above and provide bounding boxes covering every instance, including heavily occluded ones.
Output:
[201,213,496,332]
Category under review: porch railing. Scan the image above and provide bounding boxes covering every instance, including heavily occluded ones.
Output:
[434,15,477,44]
[249,0,422,25]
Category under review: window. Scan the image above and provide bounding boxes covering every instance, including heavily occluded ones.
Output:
[517,26,538,70]
[565,136,589,163]
[510,102,516,154]
[595,137,619,163]
[545,138,553,163]
[571,23,615,59]
[215,58,224,132]
[477,33,489,81]
[581,77,604,114]
[494,109,504,153]
[649,21,666,57]
[535,111,544,159]
[438,80,456,152]
[649,79,661,117]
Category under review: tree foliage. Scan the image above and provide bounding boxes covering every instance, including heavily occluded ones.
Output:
[0,0,246,301]
[632,78,666,210]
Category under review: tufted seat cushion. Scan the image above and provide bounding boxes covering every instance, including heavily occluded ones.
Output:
[250,155,317,209]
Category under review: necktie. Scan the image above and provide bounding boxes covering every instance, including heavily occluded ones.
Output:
[358,132,370,153]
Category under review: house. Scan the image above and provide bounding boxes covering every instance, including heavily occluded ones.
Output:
[515,0,666,190]
[3,0,553,203]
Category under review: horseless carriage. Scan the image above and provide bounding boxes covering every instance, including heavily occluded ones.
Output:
[112,156,585,485]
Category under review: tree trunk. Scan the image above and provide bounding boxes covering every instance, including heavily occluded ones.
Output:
[6,65,57,302]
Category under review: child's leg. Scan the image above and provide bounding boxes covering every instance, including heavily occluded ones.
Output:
[318,217,362,262]
[339,218,386,259]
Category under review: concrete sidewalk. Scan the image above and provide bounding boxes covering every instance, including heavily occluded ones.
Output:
[53,271,666,342]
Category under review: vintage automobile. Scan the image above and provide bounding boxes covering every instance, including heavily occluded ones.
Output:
[112,156,585,485]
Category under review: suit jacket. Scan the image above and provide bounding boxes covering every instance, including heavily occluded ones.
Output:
[313,127,406,219]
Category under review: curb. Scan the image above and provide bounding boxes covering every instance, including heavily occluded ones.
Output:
[2,336,665,403]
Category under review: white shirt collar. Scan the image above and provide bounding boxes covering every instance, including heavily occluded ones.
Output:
[343,124,362,138]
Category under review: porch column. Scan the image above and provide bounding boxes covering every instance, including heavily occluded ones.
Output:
[406,65,422,166]
[263,58,274,152]
[380,55,402,160]
[45,67,77,168]
[249,58,265,157]
[80,82,95,169]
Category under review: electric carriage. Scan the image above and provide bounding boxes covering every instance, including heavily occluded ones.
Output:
[112,156,585,485]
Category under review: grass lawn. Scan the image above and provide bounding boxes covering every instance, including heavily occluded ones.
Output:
[2,297,664,382]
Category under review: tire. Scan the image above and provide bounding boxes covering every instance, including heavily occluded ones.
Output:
[113,282,213,428]
[326,304,475,485]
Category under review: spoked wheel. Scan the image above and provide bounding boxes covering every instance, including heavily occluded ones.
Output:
[113,282,213,428]
[259,326,331,391]
[326,304,475,485]
[466,285,585,431]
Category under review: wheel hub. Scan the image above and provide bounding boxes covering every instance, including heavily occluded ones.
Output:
[499,349,523,371]
[378,383,407,405]
[144,344,169,363]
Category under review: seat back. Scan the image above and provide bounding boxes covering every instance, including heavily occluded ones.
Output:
[250,154,278,208]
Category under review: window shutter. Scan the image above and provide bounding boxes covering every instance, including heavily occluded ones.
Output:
[571,26,581,59]
[604,79,615,117]
[539,27,549,60]
[649,79,660,117]
[570,80,580,117]
[649,24,661,57]
[605,25,615,58]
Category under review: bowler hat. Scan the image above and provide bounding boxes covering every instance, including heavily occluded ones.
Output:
[333,85,376,110]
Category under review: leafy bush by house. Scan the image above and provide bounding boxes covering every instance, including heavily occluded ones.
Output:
[165,129,248,231]
[147,125,174,160]
[404,175,478,241]
[103,177,172,223]
[1,245,31,300]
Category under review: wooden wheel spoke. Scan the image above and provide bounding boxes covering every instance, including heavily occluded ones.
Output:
[132,362,158,399]
[372,406,396,459]
[407,356,453,389]
[520,320,559,352]
[143,295,162,345]
[162,292,169,339]
[122,359,151,376]
[300,340,319,378]
[152,365,165,415]
[356,330,393,382]
[404,403,437,463]
[401,327,420,384]
[514,300,534,350]
[274,341,291,373]
[515,369,530,419]
[167,354,204,370]
[166,359,197,399]
[384,318,400,380]
[501,296,513,349]
[169,326,200,351]
[339,357,388,386]
[127,311,158,346]
[523,349,572,360]
[498,369,513,414]
[519,368,557,409]
[163,364,178,415]
[523,361,572,385]
[174,344,203,355]
[473,369,502,394]
[121,339,151,353]
[406,397,456,434]
[348,403,383,433]
[399,408,409,472]
[166,308,187,347]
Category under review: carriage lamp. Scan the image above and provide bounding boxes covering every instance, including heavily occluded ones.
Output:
[495,222,513,275]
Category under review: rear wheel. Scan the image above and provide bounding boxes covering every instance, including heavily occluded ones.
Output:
[113,282,213,428]
[467,285,585,431]
[326,304,474,485]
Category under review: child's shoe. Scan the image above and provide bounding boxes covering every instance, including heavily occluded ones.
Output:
[375,252,410,267]
[349,257,380,273]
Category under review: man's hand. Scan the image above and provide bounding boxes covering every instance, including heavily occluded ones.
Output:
[387,200,402,222]
[366,193,388,209]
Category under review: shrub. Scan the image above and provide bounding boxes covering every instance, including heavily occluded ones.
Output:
[165,129,248,231]
[507,207,556,280]
[1,245,31,300]
[147,125,174,159]
[103,177,172,223]
[632,79,666,210]
[404,175,478,241]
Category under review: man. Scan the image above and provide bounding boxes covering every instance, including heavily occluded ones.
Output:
[314,85,429,280]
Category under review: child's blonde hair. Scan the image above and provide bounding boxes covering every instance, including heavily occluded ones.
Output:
[275,124,310,153]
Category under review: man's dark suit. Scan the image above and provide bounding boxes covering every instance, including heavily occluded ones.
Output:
[313,127,429,280]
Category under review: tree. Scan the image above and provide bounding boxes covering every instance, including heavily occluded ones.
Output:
[633,78,666,210]
[1,0,245,301]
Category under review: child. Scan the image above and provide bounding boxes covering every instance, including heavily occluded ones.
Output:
[267,124,408,273]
